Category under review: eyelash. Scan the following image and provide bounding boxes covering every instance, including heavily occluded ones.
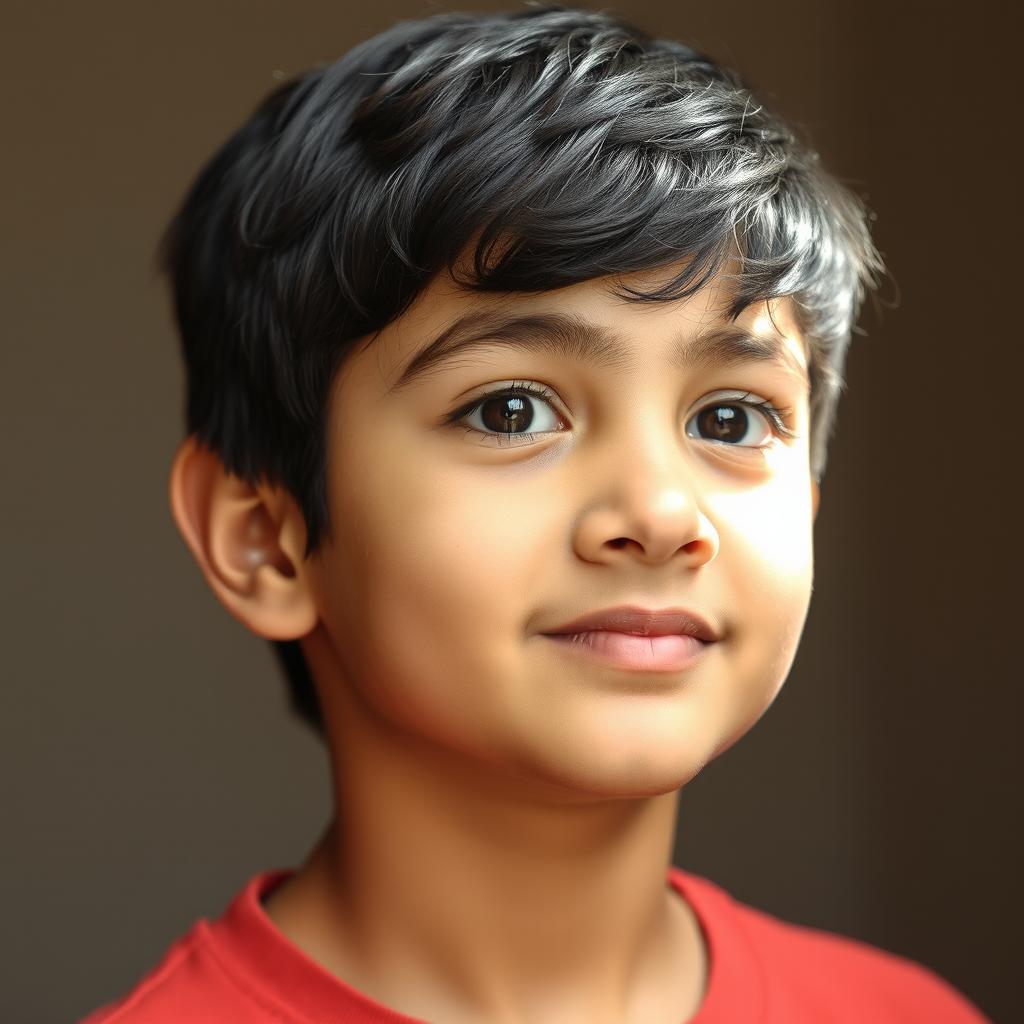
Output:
[444,380,798,448]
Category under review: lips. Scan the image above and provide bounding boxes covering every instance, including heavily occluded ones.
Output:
[540,605,720,642]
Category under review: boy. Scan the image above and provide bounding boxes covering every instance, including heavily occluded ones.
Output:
[82,6,989,1023]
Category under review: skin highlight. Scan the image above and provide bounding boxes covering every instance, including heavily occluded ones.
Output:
[169,261,819,1024]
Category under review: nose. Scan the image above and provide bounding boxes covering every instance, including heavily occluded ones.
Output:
[572,440,719,568]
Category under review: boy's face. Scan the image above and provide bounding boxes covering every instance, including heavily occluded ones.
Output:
[305,264,817,799]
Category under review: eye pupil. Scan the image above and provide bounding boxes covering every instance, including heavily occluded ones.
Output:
[481,395,534,433]
[699,405,748,442]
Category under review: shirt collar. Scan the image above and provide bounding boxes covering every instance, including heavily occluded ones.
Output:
[205,865,766,1023]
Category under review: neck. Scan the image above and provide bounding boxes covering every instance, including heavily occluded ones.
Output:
[264,666,706,1024]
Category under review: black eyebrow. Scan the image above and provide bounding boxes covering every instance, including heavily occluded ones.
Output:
[387,310,809,393]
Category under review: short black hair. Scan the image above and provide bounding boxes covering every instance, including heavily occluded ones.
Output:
[159,4,885,738]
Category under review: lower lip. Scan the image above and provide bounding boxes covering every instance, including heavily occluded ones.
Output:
[542,631,709,672]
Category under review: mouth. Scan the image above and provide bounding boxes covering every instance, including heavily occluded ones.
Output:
[541,630,710,673]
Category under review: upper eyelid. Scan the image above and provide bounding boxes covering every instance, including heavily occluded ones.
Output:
[452,379,564,414]
[458,379,786,416]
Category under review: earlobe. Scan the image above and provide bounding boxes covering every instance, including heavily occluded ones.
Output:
[168,435,319,641]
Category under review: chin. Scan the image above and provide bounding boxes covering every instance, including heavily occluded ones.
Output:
[525,740,712,802]
[521,694,728,797]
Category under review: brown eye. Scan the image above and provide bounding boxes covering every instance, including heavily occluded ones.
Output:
[452,381,565,442]
[479,394,536,434]
[686,401,773,447]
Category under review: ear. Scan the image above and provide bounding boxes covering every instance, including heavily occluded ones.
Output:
[168,435,319,640]
[811,479,821,521]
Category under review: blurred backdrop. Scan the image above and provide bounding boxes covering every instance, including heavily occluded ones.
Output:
[1,1,1016,1021]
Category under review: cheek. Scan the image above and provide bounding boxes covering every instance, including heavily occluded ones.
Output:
[324,433,552,745]
[365,459,550,627]
[715,482,815,696]
[730,499,813,600]
[715,459,814,579]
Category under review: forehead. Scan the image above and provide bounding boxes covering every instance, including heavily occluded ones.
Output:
[362,262,810,392]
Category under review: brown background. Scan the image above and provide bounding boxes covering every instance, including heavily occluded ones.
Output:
[2,1,1017,1021]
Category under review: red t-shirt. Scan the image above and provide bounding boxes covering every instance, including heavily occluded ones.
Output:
[80,866,989,1023]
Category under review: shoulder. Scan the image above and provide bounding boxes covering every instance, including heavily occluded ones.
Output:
[77,921,287,1024]
[736,897,988,1021]
[672,869,990,1023]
